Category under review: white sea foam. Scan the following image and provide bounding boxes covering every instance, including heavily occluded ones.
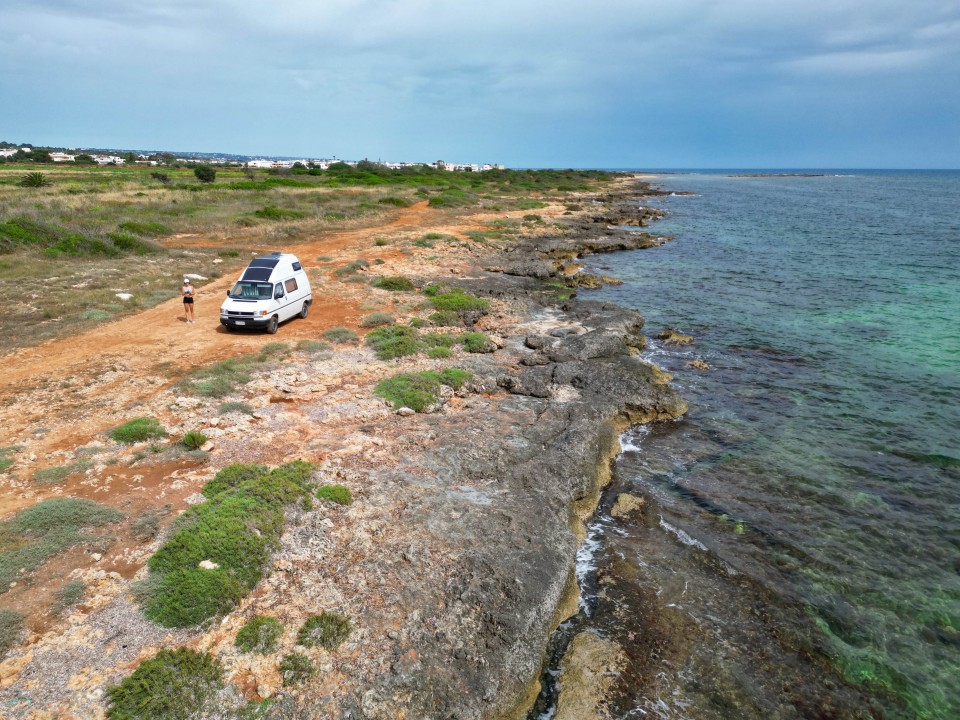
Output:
[619,424,651,453]
[658,517,708,551]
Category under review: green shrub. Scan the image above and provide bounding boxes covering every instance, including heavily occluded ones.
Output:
[324,327,358,343]
[413,237,433,248]
[374,238,389,246]
[428,290,490,313]
[106,648,223,720]
[377,196,411,207]
[374,276,415,292]
[0,610,24,659]
[316,484,352,506]
[32,458,91,484]
[374,369,472,412]
[19,172,51,188]
[279,653,316,686]
[429,311,461,327]
[141,462,313,626]
[180,431,207,450]
[297,339,330,353]
[0,498,123,592]
[110,417,167,444]
[422,333,457,348]
[118,221,172,237]
[235,616,283,654]
[365,325,420,359]
[253,205,306,221]
[297,612,351,649]
[181,346,289,398]
[218,401,254,416]
[202,463,269,499]
[334,259,369,276]
[360,311,394,328]
[421,282,448,297]
[53,579,86,613]
[408,318,427,328]
[194,166,217,184]
[461,332,497,353]
[427,346,452,359]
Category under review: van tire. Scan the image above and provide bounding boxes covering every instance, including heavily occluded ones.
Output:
[299,302,309,319]
[266,316,279,334]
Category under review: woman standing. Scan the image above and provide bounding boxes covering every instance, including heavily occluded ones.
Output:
[182,277,195,324]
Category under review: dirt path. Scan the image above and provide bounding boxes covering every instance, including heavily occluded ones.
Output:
[0,203,453,457]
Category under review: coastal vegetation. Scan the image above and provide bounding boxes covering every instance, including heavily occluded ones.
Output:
[374,368,472,412]
[235,615,284,654]
[108,417,167,444]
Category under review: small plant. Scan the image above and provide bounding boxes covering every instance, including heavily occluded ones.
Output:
[131,507,168,541]
[279,653,317,686]
[218,401,254,416]
[110,417,167,444]
[408,318,427,329]
[365,325,419,359]
[374,369,472,412]
[334,259,369,277]
[374,238,389,246]
[360,311,394,328]
[53,579,85,614]
[118,221,172,237]
[150,171,171,184]
[32,458,92,484]
[19,172,51,188]
[461,332,497,353]
[0,610,24,659]
[0,446,19,472]
[297,339,330,353]
[235,616,283,654]
[413,237,433,248]
[297,612,351,649]
[428,289,490,313]
[202,463,269,499]
[429,311,461,327]
[253,205,306,221]
[374,276,415,292]
[181,431,208,450]
[324,327,358,343]
[427,346,452,359]
[316,484,352,506]
[106,648,224,720]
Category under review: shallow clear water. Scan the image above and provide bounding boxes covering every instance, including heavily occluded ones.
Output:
[584,172,960,718]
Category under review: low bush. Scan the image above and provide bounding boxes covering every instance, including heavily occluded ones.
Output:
[106,648,224,720]
[19,172,51,188]
[408,318,427,328]
[0,446,17,473]
[360,311,394,328]
[365,325,419,359]
[0,498,124,591]
[53,579,85,614]
[235,615,283,654]
[461,332,497,353]
[218,401,254,416]
[374,276,415,292]
[412,237,433,248]
[297,339,330,353]
[141,461,313,627]
[279,653,316,686]
[374,238,389,246]
[0,610,24,659]
[428,289,490,313]
[429,310,461,327]
[422,333,457,348]
[181,431,208,450]
[253,205,306,221]
[181,346,290,398]
[32,458,91,484]
[334,259,369,277]
[118,221,172,237]
[374,369,472,412]
[297,612,351,649]
[377,196,411,207]
[109,417,167,444]
[324,326,358,343]
[202,463,269,499]
[316,484,352,506]
[427,346,452,359]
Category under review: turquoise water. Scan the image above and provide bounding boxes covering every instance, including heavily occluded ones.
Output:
[588,172,960,718]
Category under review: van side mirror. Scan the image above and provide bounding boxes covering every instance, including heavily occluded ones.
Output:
[226,290,230,296]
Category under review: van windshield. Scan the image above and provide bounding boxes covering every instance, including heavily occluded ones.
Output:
[229,281,273,300]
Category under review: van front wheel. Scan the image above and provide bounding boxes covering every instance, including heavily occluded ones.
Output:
[266,316,279,334]
[299,302,309,319]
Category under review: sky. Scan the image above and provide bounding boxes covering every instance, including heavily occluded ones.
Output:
[1,0,959,168]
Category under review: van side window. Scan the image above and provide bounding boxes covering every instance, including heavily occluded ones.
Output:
[275,283,285,297]
[285,278,298,293]
[292,262,302,271]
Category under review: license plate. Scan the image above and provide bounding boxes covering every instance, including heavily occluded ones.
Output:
[235,321,245,326]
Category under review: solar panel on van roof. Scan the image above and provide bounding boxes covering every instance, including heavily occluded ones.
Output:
[242,268,273,282]
[249,258,280,268]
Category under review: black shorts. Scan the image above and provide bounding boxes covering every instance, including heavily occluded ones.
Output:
[183,297,194,305]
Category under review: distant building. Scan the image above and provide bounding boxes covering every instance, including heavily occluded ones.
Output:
[50,152,76,162]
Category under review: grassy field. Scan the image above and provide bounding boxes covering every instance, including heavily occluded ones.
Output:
[0,162,615,350]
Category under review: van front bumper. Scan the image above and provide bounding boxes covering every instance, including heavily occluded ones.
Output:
[220,315,270,329]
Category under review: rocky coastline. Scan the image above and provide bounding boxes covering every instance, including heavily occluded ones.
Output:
[0,178,687,719]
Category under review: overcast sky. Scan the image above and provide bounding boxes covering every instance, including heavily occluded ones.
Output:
[2,0,958,168]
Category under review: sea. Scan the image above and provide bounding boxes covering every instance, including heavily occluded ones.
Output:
[532,171,960,720]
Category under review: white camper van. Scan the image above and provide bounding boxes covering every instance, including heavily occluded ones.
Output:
[220,252,312,334]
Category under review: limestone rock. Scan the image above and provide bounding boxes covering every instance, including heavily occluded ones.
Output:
[656,327,694,345]
[610,493,645,518]
[688,359,710,370]
[554,630,623,720]
[396,407,416,417]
